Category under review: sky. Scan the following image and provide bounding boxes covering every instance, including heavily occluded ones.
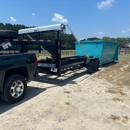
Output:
[0,0,130,40]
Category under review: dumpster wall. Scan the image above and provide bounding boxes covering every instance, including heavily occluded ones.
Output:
[75,40,118,66]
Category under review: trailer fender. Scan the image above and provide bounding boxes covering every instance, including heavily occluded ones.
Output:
[85,58,90,65]
[85,58,99,65]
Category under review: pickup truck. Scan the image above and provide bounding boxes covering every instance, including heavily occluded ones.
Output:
[0,30,38,103]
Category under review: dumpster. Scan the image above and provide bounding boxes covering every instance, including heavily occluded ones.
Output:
[75,40,118,66]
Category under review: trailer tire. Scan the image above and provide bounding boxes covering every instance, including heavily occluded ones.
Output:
[94,60,99,71]
[87,61,94,74]
[0,30,18,39]
[1,75,27,103]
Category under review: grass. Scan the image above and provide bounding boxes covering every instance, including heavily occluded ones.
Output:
[98,68,130,86]
[37,52,130,61]
[65,102,71,106]
[64,91,71,94]
[122,116,129,123]
[106,87,127,96]
[94,53,130,86]
[119,54,130,60]
[110,115,120,121]
[112,98,123,102]
[109,115,129,123]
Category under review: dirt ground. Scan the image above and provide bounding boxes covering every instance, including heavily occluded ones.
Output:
[0,60,130,130]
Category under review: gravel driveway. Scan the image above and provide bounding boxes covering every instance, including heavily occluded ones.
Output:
[0,68,130,130]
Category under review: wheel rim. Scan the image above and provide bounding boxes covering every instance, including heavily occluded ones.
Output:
[10,80,24,98]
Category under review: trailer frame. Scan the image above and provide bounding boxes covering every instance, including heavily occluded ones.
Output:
[5,24,100,76]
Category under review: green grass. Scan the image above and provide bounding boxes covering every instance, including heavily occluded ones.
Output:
[37,53,130,61]
[118,54,130,61]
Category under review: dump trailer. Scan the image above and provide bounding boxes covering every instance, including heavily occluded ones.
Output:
[1,24,100,76]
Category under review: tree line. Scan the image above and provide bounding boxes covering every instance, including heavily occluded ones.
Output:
[0,23,129,50]
[86,37,130,48]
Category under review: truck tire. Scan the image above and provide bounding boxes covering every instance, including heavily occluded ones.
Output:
[1,75,27,103]
[87,61,94,74]
[0,30,18,39]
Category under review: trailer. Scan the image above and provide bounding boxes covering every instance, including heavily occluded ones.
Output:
[1,24,100,76]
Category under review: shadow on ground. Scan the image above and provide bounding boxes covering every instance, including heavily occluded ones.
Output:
[0,86,46,114]
[0,68,96,114]
[32,68,92,86]
[101,61,119,68]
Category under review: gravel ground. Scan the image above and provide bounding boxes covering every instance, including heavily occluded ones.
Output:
[0,68,130,130]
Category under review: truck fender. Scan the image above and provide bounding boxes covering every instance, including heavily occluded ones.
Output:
[0,66,29,94]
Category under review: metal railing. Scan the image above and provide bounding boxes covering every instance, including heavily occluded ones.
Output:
[1,49,130,56]
[118,48,130,54]
[0,50,76,56]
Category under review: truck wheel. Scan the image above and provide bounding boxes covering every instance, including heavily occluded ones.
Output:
[87,61,94,74]
[94,60,99,71]
[0,30,18,39]
[1,75,27,103]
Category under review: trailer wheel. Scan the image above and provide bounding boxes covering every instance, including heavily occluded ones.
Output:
[0,30,18,39]
[1,75,27,103]
[87,61,94,74]
[94,60,99,71]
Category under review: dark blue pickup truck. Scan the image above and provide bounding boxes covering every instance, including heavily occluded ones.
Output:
[0,30,38,103]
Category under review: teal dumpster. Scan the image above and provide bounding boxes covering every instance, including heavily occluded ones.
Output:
[75,40,118,66]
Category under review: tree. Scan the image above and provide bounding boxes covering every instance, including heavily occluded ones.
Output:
[102,36,111,41]
[1,22,130,49]
[0,23,76,50]
[87,37,101,40]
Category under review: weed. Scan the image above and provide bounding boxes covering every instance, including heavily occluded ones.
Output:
[112,98,123,102]
[122,116,129,123]
[64,91,71,93]
[65,102,71,105]
[106,89,117,94]
[110,115,120,121]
